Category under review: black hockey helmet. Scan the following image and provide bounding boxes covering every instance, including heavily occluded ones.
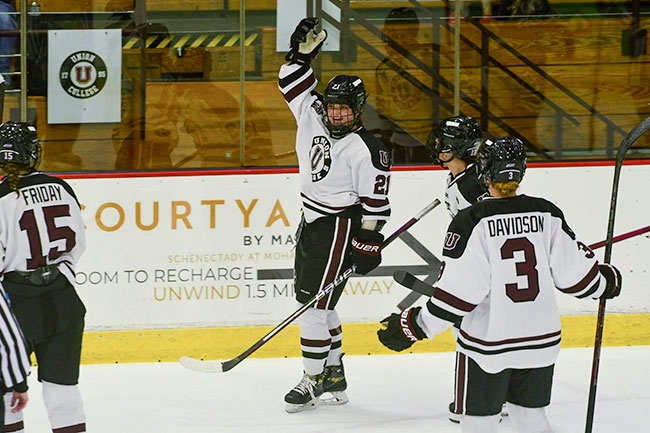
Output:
[322,75,367,139]
[0,121,41,171]
[425,115,482,164]
[476,136,527,183]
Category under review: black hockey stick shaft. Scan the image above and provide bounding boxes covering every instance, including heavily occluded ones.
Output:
[393,270,435,297]
[218,198,441,373]
[585,115,650,433]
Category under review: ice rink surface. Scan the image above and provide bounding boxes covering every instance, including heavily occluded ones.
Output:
[20,346,649,432]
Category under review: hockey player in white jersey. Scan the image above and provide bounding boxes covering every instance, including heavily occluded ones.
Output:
[279,18,391,413]
[378,136,622,433]
[0,122,87,433]
[425,115,492,423]
[426,115,488,218]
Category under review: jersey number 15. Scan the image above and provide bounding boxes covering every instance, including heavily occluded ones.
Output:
[20,205,76,269]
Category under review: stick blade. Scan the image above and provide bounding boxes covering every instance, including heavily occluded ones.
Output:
[179,356,225,373]
[393,270,412,287]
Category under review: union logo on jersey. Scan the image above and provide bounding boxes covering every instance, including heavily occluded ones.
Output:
[443,231,461,250]
[379,150,390,168]
[310,136,332,182]
[59,51,108,99]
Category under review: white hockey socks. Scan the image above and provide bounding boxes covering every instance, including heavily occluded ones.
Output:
[298,307,330,375]
[325,309,342,367]
[507,403,555,433]
[460,413,501,433]
[43,381,87,432]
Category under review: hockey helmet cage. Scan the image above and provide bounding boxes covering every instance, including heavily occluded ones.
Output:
[0,121,41,171]
[322,75,367,139]
[426,116,482,164]
[477,136,526,183]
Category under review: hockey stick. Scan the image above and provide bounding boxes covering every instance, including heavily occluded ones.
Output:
[179,198,442,373]
[585,115,650,433]
[393,270,435,297]
[588,224,650,250]
[394,223,650,299]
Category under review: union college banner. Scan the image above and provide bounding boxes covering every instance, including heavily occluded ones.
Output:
[47,29,122,124]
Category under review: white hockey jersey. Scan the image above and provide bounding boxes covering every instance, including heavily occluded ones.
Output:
[417,194,608,373]
[0,172,86,287]
[278,62,391,224]
[444,163,488,218]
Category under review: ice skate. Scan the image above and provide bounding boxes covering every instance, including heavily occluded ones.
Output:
[284,372,323,413]
[321,354,349,405]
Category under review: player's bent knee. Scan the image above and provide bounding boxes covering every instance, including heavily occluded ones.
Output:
[507,403,554,433]
[298,306,328,327]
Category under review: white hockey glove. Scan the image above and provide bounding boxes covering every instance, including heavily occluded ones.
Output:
[286,18,328,64]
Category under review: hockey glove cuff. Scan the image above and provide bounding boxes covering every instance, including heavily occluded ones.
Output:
[377,307,427,352]
[599,263,622,299]
[351,229,384,275]
[286,18,328,64]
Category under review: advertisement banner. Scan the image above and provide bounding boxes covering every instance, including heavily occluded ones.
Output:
[70,166,650,331]
[72,171,452,331]
[47,29,122,124]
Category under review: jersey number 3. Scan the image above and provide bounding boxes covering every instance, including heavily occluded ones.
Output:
[501,237,540,302]
[20,205,76,269]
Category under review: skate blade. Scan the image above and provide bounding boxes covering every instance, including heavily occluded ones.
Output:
[321,391,349,405]
[285,398,320,413]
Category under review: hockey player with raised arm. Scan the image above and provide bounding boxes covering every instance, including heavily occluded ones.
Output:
[278,18,391,413]
[0,122,88,433]
[377,137,622,433]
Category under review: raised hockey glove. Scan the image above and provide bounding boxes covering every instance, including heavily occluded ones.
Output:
[351,229,384,275]
[377,307,427,352]
[285,17,328,64]
[599,263,622,299]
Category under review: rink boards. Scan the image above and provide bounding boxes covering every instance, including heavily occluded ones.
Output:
[56,163,650,364]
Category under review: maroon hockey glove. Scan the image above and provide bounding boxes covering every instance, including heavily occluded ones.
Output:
[599,263,622,299]
[351,229,384,275]
[285,18,327,64]
[377,307,427,352]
